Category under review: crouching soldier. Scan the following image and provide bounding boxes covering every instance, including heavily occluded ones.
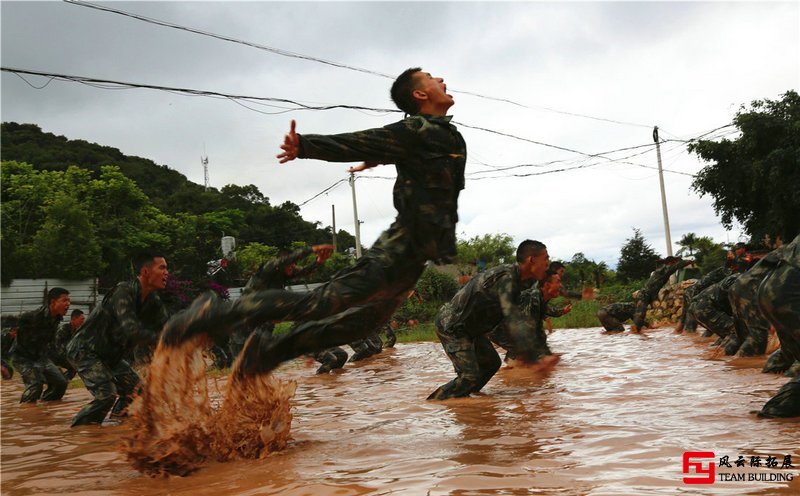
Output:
[597,301,636,333]
[67,252,170,426]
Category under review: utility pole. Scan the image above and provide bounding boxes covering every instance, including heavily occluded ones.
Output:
[349,172,362,258]
[653,126,673,256]
[331,204,337,251]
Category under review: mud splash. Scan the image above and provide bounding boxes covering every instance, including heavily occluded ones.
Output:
[121,336,295,476]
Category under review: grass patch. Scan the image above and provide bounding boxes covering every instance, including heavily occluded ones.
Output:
[549,299,603,329]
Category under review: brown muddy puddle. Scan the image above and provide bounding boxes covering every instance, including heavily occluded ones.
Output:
[2,327,799,495]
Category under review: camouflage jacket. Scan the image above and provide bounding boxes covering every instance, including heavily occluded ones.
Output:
[67,279,169,364]
[2,305,61,360]
[489,286,562,346]
[697,273,740,314]
[51,322,76,363]
[437,263,535,339]
[298,114,467,263]
[690,266,732,296]
[244,246,318,293]
[642,260,691,296]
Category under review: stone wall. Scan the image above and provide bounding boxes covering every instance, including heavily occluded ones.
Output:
[646,279,697,324]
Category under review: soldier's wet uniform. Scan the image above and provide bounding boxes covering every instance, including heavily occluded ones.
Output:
[632,260,691,329]
[489,286,564,360]
[164,114,466,378]
[67,279,169,426]
[728,261,773,357]
[3,306,67,403]
[51,321,78,380]
[755,234,800,418]
[690,274,741,353]
[228,247,322,361]
[427,263,539,400]
[1,327,16,379]
[679,266,731,333]
[597,301,637,332]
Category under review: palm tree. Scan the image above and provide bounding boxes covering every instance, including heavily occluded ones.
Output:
[676,232,699,257]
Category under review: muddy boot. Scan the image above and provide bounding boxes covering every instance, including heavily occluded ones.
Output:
[758,376,800,418]
[349,340,374,362]
[109,396,133,419]
[785,361,800,378]
[736,337,759,357]
[723,335,741,356]
[702,329,714,338]
[711,336,724,346]
[314,347,348,374]
[763,349,794,374]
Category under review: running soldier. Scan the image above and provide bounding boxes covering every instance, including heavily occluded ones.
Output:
[755,234,800,418]
[67,252,170,426]
[630,256,691,333]
[427,240,555,401]
[163,68,468,379]
[2,287,71,403]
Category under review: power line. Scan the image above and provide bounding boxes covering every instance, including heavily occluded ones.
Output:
[297,178,348,207]
[63,0,654,129]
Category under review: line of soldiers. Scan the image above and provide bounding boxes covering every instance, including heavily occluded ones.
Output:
[596,237,800,418]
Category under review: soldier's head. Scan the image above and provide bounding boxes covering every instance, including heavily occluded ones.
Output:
[517,240,549,282]
[549,261,566,278]
[391,68,454,116]
[734,242,747,257]
[135,251,169,292]
[47,287,71,318]
[278,248,297,276]
[70,309,85,331]
[541,269,562,301]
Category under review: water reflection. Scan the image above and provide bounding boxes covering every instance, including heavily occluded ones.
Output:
[2,327,798,495]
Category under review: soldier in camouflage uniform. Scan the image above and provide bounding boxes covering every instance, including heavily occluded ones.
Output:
[597,301,637,332]
[755,234,800,417]
[427,240,551,400]
[727,258,774,357]
[690,273,741,353]
[163,68,467,379]
[676,264,733,333]
[2,327,17,380]
[50,309,85,380]
[2,287,71,402]
[67,253,170,426]
[630,257,691,332]
[227,245,334,360]
[490,268,571,360]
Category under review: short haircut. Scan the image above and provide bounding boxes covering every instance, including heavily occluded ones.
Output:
[70,309,84,318]
[516,240,547,262]
[542,267,560,284]
[735,242,747,250]
[134,251,164,273]
[47,287,69,302]
[549,261,566,272]
[391,67,422,115]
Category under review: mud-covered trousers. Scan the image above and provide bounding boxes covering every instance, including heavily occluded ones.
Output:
[757,261,800,417]
[68,347,140,426]
[13,355,67,403]
[427,313,502,400]
[236,223,427,376]
[597,302,636,332]
[729,264,772,356]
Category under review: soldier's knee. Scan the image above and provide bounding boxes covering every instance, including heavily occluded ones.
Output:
[21,384,43,403]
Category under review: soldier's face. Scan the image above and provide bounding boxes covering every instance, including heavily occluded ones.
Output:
[71,314,85,331]
[525,250,550,281]
[49,294,71,318]
[543,275,562,300]
[413,72,454,110]
[143,257,169,290]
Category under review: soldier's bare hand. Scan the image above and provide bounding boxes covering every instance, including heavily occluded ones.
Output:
[348,161,381,173]
[277,120,299,164]
[312,244,335,264]
[562,304,572,314]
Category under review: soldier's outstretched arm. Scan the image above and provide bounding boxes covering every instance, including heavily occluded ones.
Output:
[277,119,299,164]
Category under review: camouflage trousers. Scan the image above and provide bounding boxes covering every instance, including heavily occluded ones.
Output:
[228,321,274,363]
[597,302,636,332]
[235,222,427,376]
[729,264,772,356]
[690,294,734,339]
[12,354,67,403]
[349,331,383,362]
[68,348,140,426]
[632,290,655,329]
[758,262,800,366]
[427,311,502,400]
[50,352,77,381]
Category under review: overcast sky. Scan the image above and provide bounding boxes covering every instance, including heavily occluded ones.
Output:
[2,1,797,267]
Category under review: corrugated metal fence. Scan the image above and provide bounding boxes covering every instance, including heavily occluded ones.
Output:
[0,279,99,320]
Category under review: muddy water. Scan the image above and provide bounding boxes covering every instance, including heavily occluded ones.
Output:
[2,327,799,495]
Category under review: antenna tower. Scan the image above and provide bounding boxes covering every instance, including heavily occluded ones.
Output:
[201,155,209,191]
